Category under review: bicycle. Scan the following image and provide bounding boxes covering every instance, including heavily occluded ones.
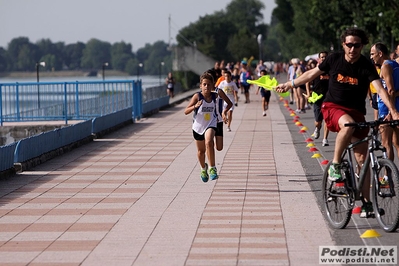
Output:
[322,119,399,232]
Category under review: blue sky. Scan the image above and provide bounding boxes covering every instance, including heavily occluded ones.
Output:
[0,0,276,51]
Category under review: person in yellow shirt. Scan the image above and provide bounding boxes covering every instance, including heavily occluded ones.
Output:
[368,64,381,120]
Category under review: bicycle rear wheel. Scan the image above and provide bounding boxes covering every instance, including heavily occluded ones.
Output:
[372,158,399,232]
[322,161,353,229]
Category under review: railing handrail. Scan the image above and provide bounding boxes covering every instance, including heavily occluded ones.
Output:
[0,80,141,125]
[0,80,135,86]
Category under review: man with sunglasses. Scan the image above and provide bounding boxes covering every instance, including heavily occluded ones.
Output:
[276,28,399,218]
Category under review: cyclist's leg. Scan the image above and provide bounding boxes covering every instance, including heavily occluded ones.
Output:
[332,114,356,164]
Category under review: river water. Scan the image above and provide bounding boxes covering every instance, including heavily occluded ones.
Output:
[0,75,163,89]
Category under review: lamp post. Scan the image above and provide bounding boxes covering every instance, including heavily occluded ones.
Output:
[102,62,108,93]
[102,62,109,81]
[159,62,164,85]
[36,61,45,83]
[137,63,143,80]
[36,61,45,108]
[257,34,262,61]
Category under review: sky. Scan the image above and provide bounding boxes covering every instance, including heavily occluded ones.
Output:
[0,0,277,52]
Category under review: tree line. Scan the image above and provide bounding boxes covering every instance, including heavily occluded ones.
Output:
[176,0,399,62]
[1,0,397,78]
[0,37,173,76]
[269,0,399,61]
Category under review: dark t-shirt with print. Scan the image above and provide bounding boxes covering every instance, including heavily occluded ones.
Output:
[318,51,379,114]
[312,73,329,97]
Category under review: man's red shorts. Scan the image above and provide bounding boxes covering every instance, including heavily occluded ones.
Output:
[321,102,369,139]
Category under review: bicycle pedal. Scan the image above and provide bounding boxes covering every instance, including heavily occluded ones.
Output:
[333,181,346,194]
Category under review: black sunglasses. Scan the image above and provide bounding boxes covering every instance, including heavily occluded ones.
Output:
[345,43,362,49]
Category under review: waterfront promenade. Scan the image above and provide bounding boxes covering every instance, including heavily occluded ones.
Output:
[0,88,335,265]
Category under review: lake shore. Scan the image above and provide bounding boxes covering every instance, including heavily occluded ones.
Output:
[0,70,128,78]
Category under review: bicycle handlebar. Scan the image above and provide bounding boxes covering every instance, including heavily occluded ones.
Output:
[344,119,399,128]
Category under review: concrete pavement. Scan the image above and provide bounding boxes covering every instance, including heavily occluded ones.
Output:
[0,88,335,265]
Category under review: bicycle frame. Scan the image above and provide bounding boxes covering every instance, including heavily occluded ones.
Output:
[341,125,387,201]
[323,119,399,231]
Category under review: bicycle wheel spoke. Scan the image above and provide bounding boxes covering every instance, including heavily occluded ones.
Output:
[322,161,352,229]
[372,159,399,232]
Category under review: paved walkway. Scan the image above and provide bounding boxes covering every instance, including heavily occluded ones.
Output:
[0,88,335,265]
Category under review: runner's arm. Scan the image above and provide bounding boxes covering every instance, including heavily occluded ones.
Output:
[276,67,323,93]
[372,78,399,120]
[184,94,201,115]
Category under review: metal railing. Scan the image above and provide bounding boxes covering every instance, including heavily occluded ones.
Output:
[0,79,189,174]
[0,80,143,125]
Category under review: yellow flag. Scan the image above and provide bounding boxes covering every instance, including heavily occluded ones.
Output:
[247,75,290,97]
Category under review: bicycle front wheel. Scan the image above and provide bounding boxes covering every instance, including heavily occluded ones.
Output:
[322,161,353,229]
[372,158,399,232]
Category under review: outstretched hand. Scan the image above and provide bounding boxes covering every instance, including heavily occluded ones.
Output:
[275,82,291,93]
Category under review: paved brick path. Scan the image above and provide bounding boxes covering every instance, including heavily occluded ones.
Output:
[0,89,334,265]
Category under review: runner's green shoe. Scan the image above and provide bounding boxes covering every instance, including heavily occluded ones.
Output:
[328,163,342,181]
[201,163,209,183]
[209,167,218,180]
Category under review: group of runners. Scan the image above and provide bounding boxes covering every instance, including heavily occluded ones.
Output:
[184,27,399,220]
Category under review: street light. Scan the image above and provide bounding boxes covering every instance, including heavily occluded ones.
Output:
[102,62,109,81]
[137,63,143,79]
[257,34,262,61]
[102,62,108,93]
[36,61,46,83]
[159,62,164,85]
[36,61,45,108]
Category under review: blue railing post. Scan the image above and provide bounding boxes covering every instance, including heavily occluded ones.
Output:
[132,81,138,120]
[134,80,136,122]
[132,80,142,120]
[16,83,20,121]
[75,81,80,119]
[0,84,3,126]
[64,82,68,124]
[138,80,143,118]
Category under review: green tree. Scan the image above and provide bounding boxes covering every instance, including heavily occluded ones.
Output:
[144,41,170,75]
[0,48,10,72]
[7,37,40,71]
[125,58,140,76]
[81,39,111,70]
[16,43,42,71]
[135,41,171,75]
[225,0,265,32]
[267,0,399,61]
[227,28,258,62]
[111,41,134,71]
[176,0,267,62]
[63,42,85,70]
[36,39,64,71]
